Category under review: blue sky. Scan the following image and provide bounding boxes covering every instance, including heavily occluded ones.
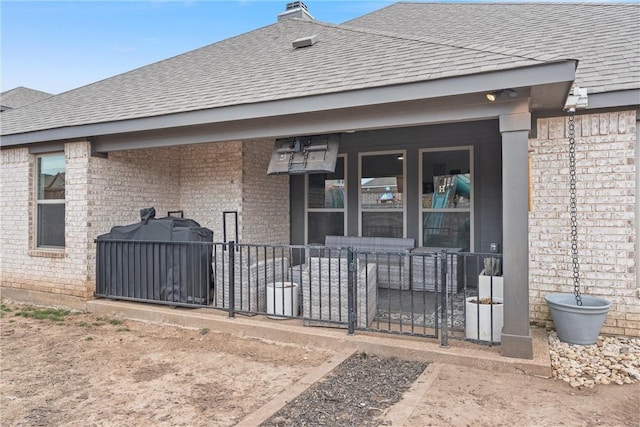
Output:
[1,1,399,94]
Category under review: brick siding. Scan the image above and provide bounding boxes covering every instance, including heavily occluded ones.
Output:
[529,110,638,336]
[241,139,290,244]
[1,138,289,302]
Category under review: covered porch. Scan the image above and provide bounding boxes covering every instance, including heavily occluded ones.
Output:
[86,60,576,358]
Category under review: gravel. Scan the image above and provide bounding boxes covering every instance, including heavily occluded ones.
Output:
[260,333,638,427]
[260,352,428,427]
[549,332,640,388]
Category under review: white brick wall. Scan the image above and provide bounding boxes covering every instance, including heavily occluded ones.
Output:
[530,110,638,336]
[1,139,289,302]
[178,139,289,244]
[0,143,94,298]
[86,146,182,281]
[241,139,289,244]
[179,141,243,238]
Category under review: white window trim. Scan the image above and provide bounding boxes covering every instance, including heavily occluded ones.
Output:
[418,146,474,250]
[358,150,407,238]
[34,153,66,251]
[304,154,347,244]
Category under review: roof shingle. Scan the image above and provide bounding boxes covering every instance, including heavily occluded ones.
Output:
[345,2,640,95]
[2,2,637,137]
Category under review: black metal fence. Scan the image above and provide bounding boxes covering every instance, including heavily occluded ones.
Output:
[95,240,503,345]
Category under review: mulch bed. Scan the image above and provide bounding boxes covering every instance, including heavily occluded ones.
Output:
[261,352,429,427]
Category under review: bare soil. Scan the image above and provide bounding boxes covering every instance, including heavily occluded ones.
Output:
[0,304,331,427]
[1,303,638,427]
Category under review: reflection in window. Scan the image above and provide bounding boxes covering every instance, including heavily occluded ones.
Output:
[360,153,404,238]
[306,156,345,244]
[36,154,65,248]
[421,149,471,249]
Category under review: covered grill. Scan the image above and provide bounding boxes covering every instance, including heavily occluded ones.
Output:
[96,208,213,305]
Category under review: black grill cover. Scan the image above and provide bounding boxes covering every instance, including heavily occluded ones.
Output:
[96,208,213,304]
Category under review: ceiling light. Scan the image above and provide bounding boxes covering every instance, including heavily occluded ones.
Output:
[486,89,518,102]
[486,90,502,102]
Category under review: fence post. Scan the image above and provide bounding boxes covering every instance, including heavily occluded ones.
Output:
[347,247,355,335]
[440,249,449,348]
[228,241,235,318]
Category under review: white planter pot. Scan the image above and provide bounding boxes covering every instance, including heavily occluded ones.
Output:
[478,272,503,300]
[465,297,504,343]
[266,282,299,319]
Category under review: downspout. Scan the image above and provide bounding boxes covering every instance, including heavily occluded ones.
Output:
[563,86,588,113]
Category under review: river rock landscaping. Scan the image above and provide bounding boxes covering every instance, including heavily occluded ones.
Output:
[549,332,640,388]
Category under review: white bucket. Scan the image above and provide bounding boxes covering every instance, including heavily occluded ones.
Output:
[266,282,299,319]
[465,297,504,343]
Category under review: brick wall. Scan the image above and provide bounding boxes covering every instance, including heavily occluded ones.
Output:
[0,143,94,299]
[241,139,290,244]
[178,139,289,244]
[1,138,290,303]
[86,147,182,281]
[179,141,243,238]
[529,110,638,336]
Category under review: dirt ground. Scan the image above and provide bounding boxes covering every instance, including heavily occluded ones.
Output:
[1,303,638,427]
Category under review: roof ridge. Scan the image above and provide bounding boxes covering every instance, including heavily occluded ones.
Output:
[336,21,550,64]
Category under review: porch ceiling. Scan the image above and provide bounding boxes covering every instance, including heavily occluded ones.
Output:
[2,61,576,150]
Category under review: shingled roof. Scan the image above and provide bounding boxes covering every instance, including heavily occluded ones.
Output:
[345,2,640,95]
[0,87,52,111]
[1,2,637,139]
[1,18,550,137]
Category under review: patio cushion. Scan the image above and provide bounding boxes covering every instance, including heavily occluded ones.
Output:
[324,236,415,289]
[301,257,377,328]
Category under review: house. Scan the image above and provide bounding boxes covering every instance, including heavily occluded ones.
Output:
[0,86,52,112]
[1,2,638,359]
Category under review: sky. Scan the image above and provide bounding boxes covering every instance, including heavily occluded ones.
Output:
[1,0,626,95]
[1,0,400,94]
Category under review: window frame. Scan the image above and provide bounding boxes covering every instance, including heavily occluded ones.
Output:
[304,154,347,244]
[34,152,66,250]
[418,146,474,250]
[358,150,407,238]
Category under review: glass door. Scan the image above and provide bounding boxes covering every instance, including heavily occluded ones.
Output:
[359,151,405,238]
[420,147,472,250]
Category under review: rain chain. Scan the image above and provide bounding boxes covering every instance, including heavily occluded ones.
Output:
[568,110,583,306]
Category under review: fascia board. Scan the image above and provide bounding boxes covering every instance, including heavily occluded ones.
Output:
[587,89,640,110]
[0,60,576,147]
[93,97,530,152]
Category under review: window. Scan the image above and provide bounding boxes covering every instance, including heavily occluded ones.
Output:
[306,155,346,244]
[359,152,405,238]
[420,147,472,250]
[36,154,65,248]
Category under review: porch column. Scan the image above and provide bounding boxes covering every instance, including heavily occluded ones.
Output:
[499,112,533,359]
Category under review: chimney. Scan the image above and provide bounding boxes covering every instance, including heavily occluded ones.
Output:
[278,1,314,22]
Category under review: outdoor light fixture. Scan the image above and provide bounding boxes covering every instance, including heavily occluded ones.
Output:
[397,154,404,160]
[486,89,518,101]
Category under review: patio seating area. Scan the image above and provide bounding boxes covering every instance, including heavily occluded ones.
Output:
[96,239,502,344]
